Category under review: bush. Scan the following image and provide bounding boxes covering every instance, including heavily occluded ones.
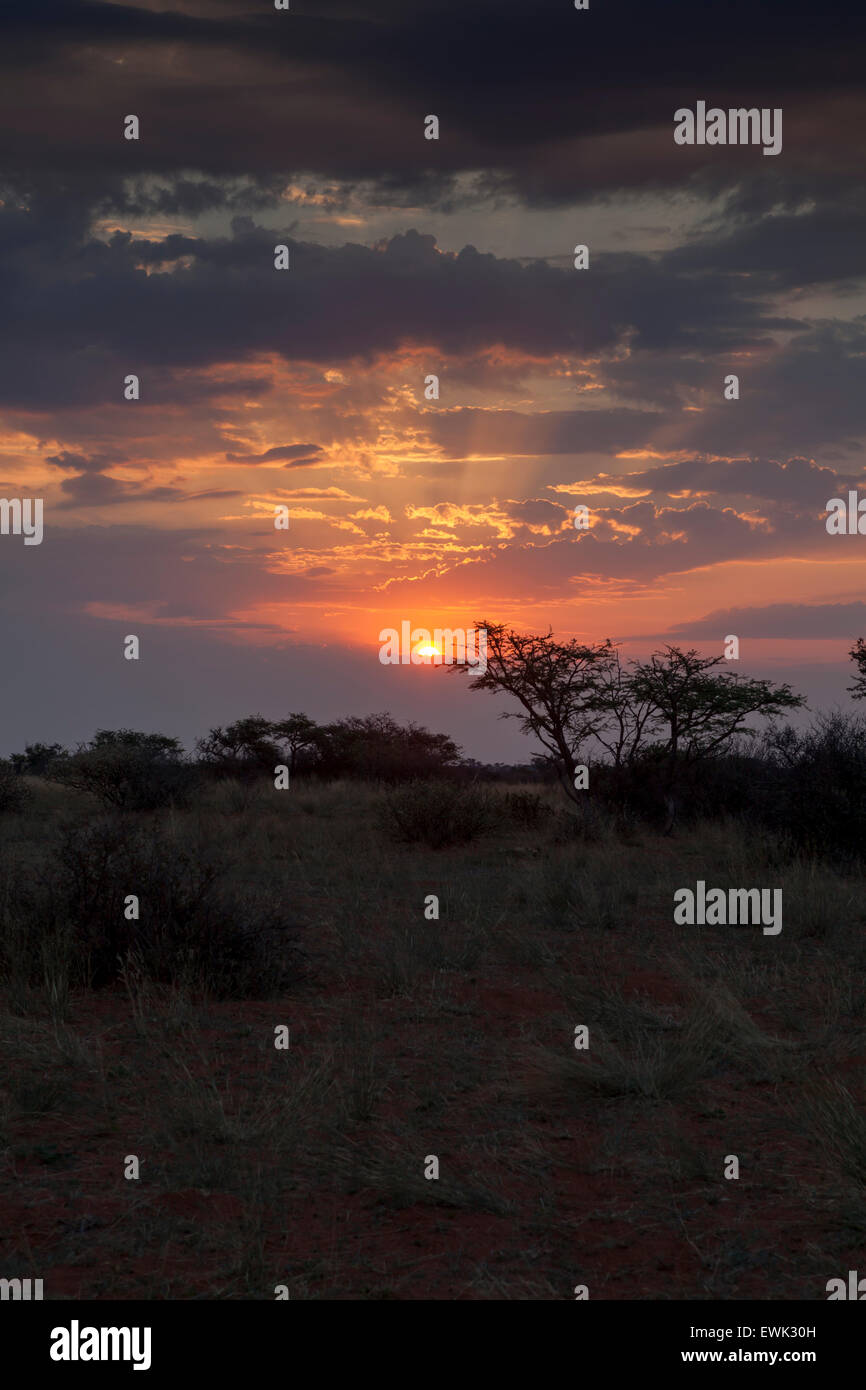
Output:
[589,748,761,829]
[758,712,866,862]
[315,713,464,782]
[3,818,305,998]
[382,780,495,848]
[0,760,29,814]
[9,742,68,777]
[549,801,611,844]
[47,732,197,810]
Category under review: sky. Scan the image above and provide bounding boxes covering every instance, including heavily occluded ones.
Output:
[1,0,865,761]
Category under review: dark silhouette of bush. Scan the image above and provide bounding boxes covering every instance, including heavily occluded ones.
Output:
[196,715,281,778]
[758,712,866,862]
[8,818,305,997]
[315,713,464,782]
[9,742,68,776]
[382,779,496,848]
[0,759,29,813]
[196,713,321,780]
[46,729,196,810]
[590,744,764,829]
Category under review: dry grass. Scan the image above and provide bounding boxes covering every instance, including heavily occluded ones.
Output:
[0,776,864,1298]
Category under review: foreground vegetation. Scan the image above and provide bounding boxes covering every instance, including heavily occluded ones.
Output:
[1,775,864,1299]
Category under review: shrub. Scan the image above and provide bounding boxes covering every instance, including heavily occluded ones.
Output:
[4,818,304,998]
[0,760,29,814]
[47,731,197,810]
[549,800,612,844]
[316,713,464,782]
[382,779,495,848]
[759,712,866,862]
[9,742,68,777]
[590,749,761,829]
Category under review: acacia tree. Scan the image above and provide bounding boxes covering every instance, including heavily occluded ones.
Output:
[591,647,659,768]
[271,713,320,776]
[627,646,805,830]
[196,715,279,771]
[454,621,618,804]
[457,623,804,825]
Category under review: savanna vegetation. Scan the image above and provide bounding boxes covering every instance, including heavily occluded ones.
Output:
[1,630,865,1298]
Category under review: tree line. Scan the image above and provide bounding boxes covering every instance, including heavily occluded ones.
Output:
[5,713,464,809]
[4,629,866,852]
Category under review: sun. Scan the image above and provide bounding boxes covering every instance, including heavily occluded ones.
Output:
[415,643,441,659]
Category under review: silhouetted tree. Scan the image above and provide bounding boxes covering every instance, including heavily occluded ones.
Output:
[453,620,618,804]
[457,622,804,825]
[848,638,866,699]
[271,713,320,775]
[89,729,183,759]
[10,742,68,776]
[314,713,463,781]
[196,716,280,772]
[47,729,189,809]
[627,647,805,830]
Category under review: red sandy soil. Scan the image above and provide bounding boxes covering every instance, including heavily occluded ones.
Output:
[2,907,862,1301]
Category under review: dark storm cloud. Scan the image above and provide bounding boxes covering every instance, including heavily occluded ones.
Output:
[1,181,863,467]
[578,456,861,507]
[0,1,862,205]
[677,322,866,457]
[3,185,862,463]
[0,206,791,411]
[593,319,866,459]
[663,189,866,291]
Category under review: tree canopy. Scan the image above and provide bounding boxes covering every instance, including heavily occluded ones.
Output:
[455,621,805,821]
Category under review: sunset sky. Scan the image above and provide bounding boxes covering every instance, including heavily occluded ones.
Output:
[1,0,865,760]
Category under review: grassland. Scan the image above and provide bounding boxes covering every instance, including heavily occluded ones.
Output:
[1,775,865,1299]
